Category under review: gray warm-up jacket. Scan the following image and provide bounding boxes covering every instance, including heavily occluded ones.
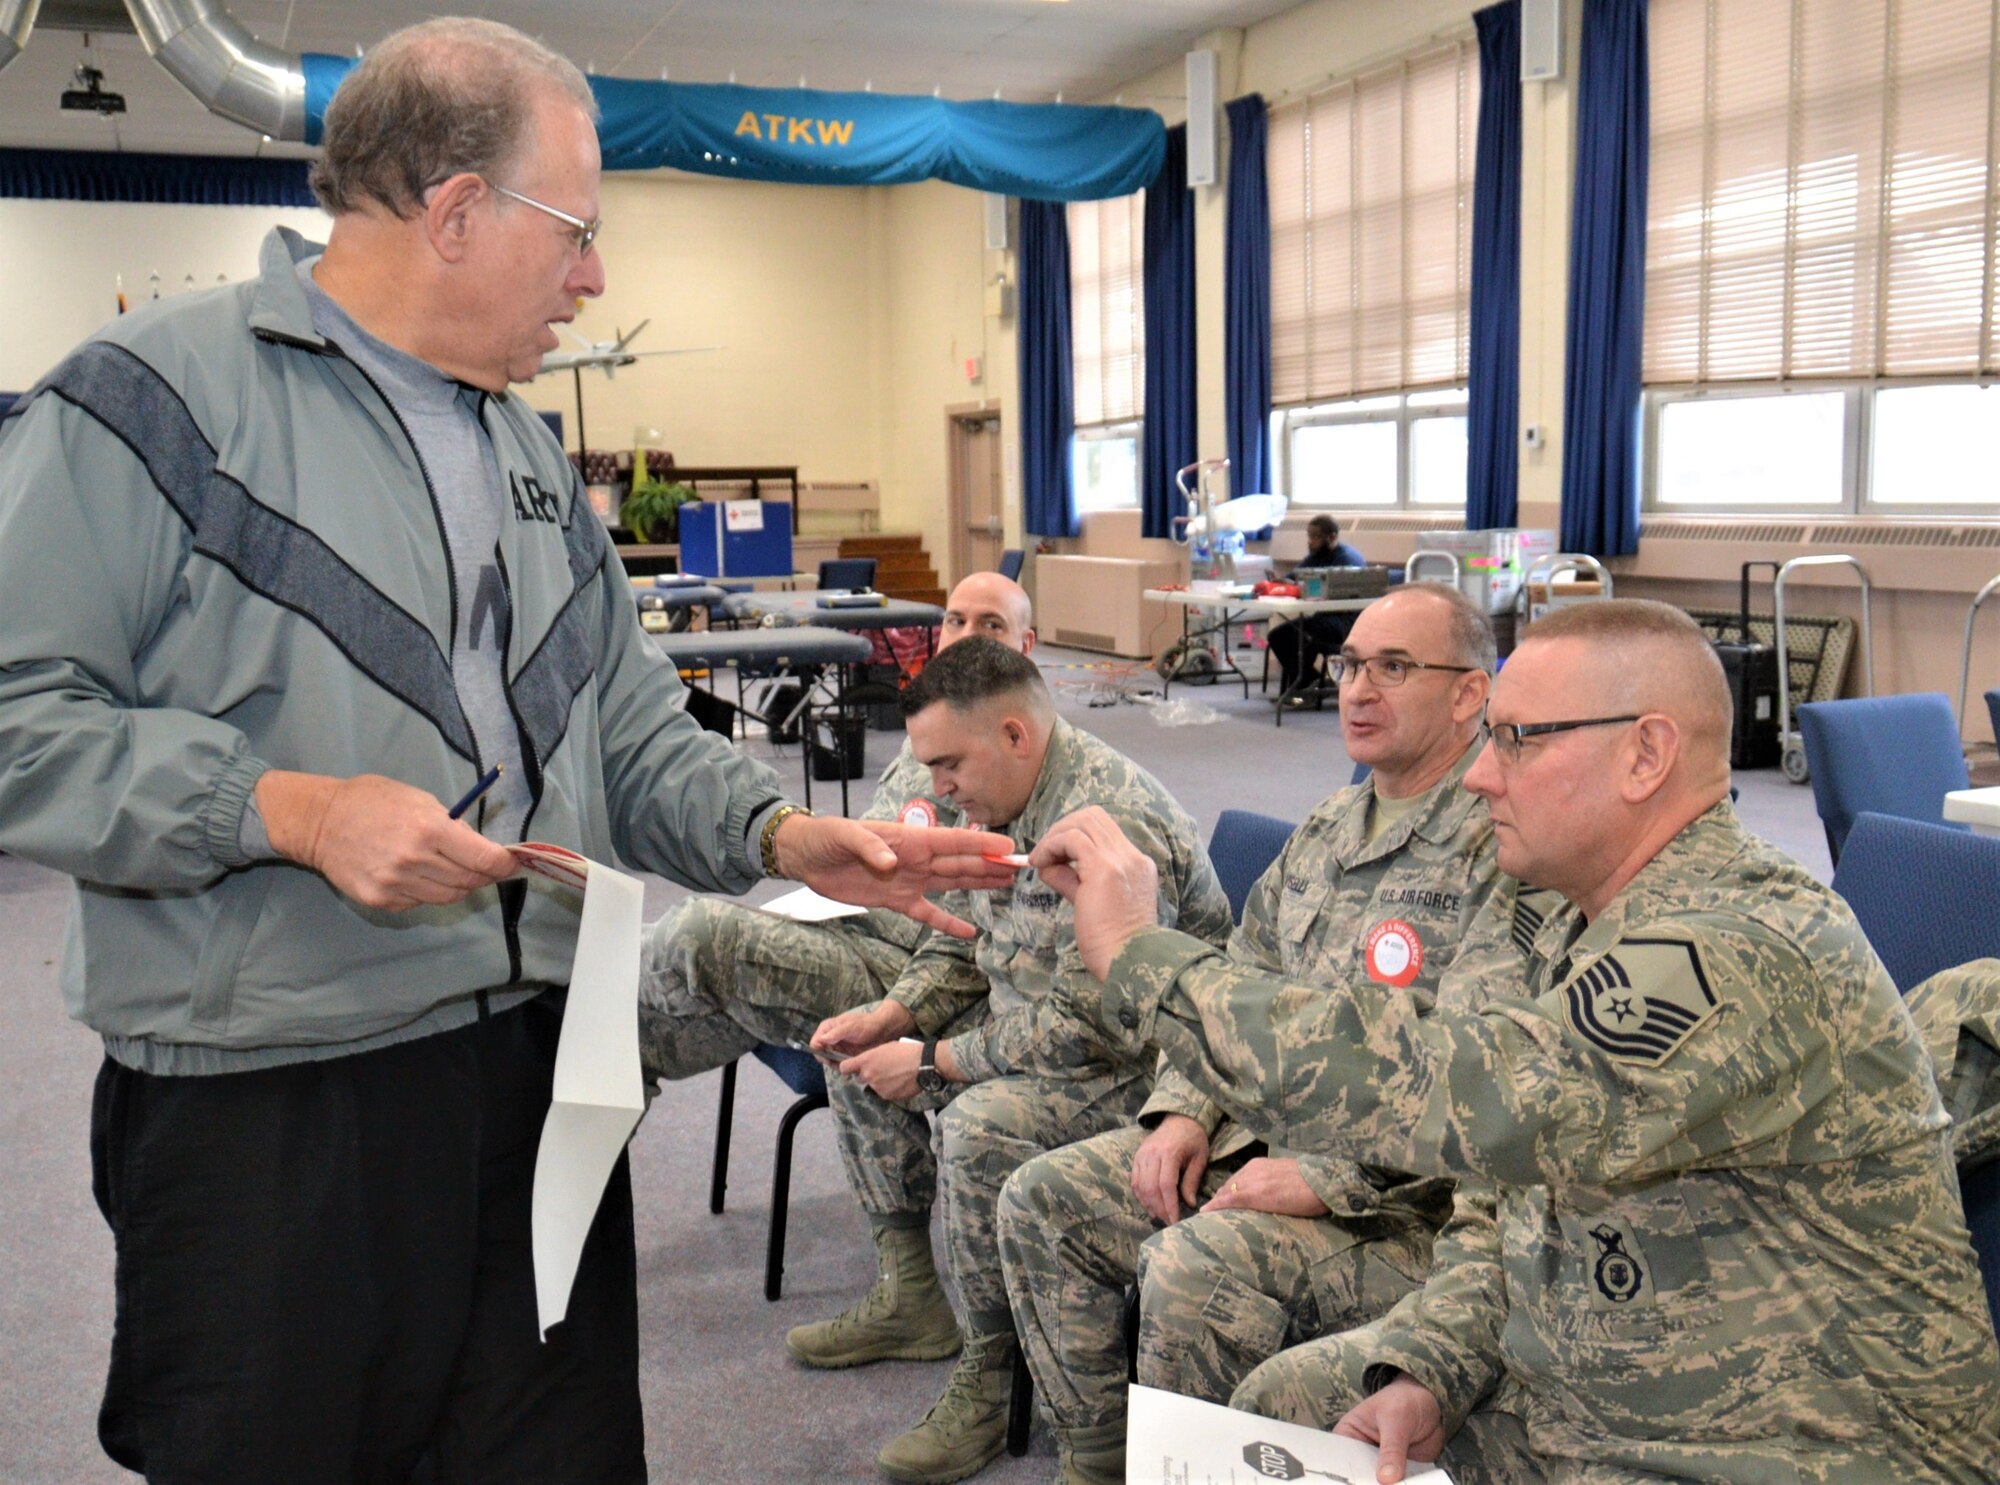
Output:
[0,228,783,1068]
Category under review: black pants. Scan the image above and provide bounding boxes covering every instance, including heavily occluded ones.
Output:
[90,991,645,1485]
[1268,612,1356,693]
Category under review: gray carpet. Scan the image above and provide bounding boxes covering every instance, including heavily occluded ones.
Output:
[0,641,1834,1484]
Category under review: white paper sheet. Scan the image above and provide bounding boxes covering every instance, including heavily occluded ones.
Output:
[513,842,647,1340]
[1126,1386,1455,1485]
[759,884,869,922]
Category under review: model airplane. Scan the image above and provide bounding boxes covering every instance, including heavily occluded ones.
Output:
[535,319,720,378]
[534,320,721,456]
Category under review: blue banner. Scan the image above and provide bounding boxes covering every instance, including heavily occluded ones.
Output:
[302,57,1162,202]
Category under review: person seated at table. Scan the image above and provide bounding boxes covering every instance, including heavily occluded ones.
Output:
[1269,514,1367,700]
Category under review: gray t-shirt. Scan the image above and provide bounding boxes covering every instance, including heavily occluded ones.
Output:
[285,262,534,839]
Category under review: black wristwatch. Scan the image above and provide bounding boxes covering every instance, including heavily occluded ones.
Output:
[916,1038,946,1094]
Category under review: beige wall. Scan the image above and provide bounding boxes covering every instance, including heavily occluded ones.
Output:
[516,172,883,479]
[870,180,1017,578]
[0,198,334,389]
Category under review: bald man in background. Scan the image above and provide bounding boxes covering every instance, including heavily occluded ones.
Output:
[1034,600,2000,1483]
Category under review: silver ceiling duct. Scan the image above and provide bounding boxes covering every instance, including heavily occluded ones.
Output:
[0,0,41,76]
[122,0,307,141]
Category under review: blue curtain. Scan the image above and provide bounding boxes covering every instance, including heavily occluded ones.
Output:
[1140,125,1195,541]
[1224,95,1272,501]
[1466,4,1522,530]
[1018,199,1078,539]
[1559,0,1649,557]
[0,148,315,207]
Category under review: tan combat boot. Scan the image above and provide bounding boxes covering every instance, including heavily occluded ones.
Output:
[875,1327,1016,1484]
[785,1223,962,1369]
[1053,1421,1124,1485]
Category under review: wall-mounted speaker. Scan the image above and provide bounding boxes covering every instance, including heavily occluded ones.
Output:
[1522,0,1562,82]
[983,193,1009,252]
[1186,49,1217,187]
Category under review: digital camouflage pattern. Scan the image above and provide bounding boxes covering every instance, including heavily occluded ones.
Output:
[996,744,1510,1436]
[1906,958,2000,1170]
[635,743,964,1088]
[1087,802,2000,1483]
[835,717,1231,1319]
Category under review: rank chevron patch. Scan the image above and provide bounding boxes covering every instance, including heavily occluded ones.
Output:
[1562,936,1719,1066]
[1510,894,1548,958]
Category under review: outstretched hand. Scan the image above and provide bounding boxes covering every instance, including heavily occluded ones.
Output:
[776,816,1019,938]
[1025,805,1160,977]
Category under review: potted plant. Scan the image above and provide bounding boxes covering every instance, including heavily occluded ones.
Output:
[621,475,696,543]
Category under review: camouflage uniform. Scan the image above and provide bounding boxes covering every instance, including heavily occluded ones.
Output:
[837,717,1234,1326]
[1906,958,2000,1170]
[995,743,1509,1438]
[1085,802,2000,1483]
[636,745,965,1091]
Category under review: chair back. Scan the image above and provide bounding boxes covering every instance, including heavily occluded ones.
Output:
[1962,1160,2000,1343]
[999,548,1025,581]
[818,557,878,591]
[1831,813,2000,993]
[1986,688,2000,754]
[1208,810,1297,923]
[1350,762,1372,787]
[1798,693,1968,865]
[751,1042,828,1098]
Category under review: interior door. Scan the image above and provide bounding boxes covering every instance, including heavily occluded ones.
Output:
[961,414,1004,581]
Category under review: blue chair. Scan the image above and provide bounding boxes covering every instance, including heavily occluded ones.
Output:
[1962,1160,2000,1343]
[1350,762,1372,787]
[1986,688,2000,754]
[1208,810,1299,922]
[1798,694,1968,866]
[1830,813,2000,994]
[710,1043,829,1301]
[999,548,1025,581]
[818,556,877,591]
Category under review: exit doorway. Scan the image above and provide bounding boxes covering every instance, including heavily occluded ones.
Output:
[946,406,1004,588]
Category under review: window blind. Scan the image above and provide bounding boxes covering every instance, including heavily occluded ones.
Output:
[1267,38,1478,407]
[1068,192,1145,427]
[1646,0,2000,383]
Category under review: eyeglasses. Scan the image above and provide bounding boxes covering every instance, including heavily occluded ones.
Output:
[1327,654,1479,689]
[1486,715,1643,763]
[489,182,602,256]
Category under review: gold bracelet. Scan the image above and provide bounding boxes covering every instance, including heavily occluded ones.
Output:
[760,803,811,878]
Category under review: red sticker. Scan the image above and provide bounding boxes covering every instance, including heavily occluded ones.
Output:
[1364,919,1424,987]
[899,799,938,828]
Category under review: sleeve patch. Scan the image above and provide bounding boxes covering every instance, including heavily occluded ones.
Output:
[1563,937,1718,1066]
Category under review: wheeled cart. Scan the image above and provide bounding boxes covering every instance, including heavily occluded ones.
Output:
[1773,556,1875,784]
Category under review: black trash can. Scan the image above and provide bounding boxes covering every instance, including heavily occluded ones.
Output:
[810,713,868,781]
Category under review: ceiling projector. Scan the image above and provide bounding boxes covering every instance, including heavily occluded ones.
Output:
[61,63,126,115]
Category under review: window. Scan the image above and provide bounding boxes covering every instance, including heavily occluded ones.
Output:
[1068,193,1144,430]
[1072,421,1141,513]
[1267,39,1478,411]
[1644,0,2000,513]
[1277,388,1468,508]
[1647,381,2000,513]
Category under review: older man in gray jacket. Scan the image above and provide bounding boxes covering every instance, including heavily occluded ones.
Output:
[0,19,1008,1485]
